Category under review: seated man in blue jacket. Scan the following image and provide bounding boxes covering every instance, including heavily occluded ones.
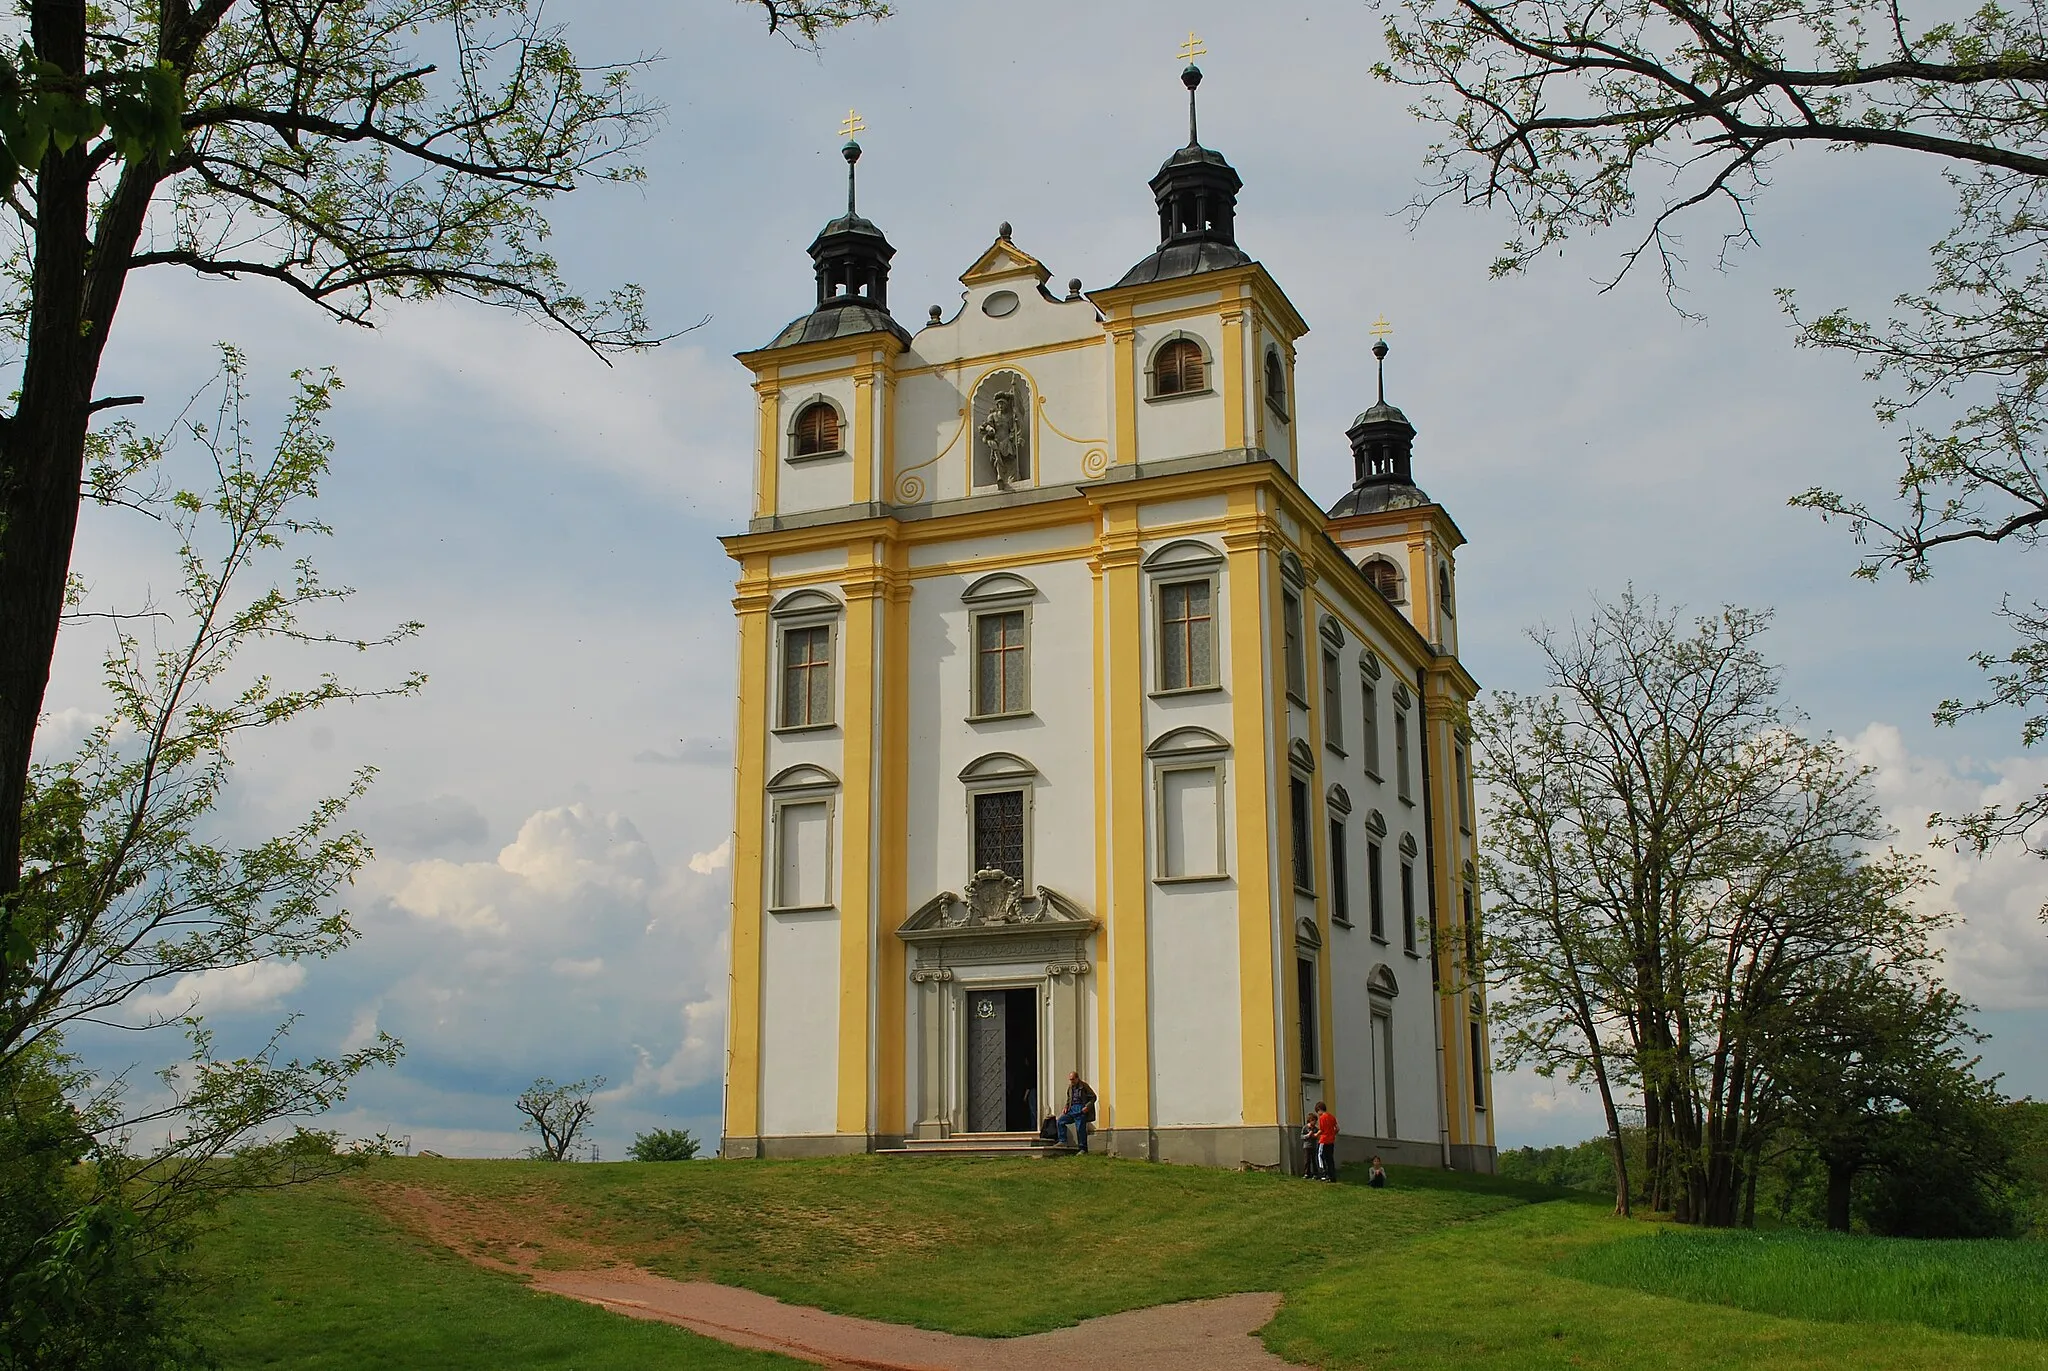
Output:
[1057,1072,1097,1153]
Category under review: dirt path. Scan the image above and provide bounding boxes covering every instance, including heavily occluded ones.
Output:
[354,1179,1297,1369]
[531,1268,1293,1370]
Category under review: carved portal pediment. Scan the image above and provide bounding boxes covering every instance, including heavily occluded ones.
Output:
[898,880,1097,941]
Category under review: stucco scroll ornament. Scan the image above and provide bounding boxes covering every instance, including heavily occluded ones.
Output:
[979,387,1025,490]
[964,868,1026,925]
[1044,960,1093,977]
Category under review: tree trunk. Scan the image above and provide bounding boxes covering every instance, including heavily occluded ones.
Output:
[1826,1160,1854,1233]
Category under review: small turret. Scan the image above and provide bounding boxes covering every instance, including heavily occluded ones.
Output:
[767,124,912,348]
[1330,339,1430,516]
[1113,62,1253,288]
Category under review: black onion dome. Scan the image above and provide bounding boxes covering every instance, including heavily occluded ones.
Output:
[1329,348,1428,517]
[1114,65,1252,288]
[765,140,909,349]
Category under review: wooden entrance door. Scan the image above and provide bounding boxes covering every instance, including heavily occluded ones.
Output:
[966,990,1009,1132]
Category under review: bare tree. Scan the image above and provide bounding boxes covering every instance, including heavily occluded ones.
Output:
[516,1075,603,1162]
[1373,0,2048,891]
[1473,594,1941,1225]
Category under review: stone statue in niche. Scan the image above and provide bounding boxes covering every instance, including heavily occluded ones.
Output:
[975,378,1028,490]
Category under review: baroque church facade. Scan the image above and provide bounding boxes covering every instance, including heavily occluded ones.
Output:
[719,67,1495,1173]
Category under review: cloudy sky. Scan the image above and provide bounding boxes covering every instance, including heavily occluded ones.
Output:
[48,0,2048,1157]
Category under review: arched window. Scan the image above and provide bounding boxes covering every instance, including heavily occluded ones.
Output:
[792,400,842,457]
[1265,348,1288,415]
[1438,563,1454,615]
[1151,338,1206,396]
[1363,557,1402,603]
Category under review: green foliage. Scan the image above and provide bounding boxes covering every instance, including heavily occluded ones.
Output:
[1566,1227,2048,1340]
[1497,1136,1636,1195]
[0,44,183,197]
[626,1127,700,1162]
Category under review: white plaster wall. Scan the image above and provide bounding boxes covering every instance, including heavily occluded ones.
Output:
[770,547,849,579]
[1148,896,1244,1126]
[1138,493,1227,532]
[907,523,1091,570]
[759,908,841,1135]
[1134,317,1226,462]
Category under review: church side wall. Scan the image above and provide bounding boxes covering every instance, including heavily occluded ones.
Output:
[759,907,842,1137]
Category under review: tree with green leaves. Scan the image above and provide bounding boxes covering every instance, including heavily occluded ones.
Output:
[1374,0,2048,899]
[0,0,891,980]
[1473,593,1941,1226]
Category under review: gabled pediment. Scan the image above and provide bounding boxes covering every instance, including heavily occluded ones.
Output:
[897,882,1097,941]
[961,236,1052,287]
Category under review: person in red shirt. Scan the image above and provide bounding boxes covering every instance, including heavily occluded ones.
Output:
[1315,1104,1339,1183]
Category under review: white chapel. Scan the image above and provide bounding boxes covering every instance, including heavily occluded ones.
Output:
[718,63,1495,1173]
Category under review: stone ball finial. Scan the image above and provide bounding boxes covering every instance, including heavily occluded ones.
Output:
[1067,278,1083,300]
[999,221,1012,239]
[928,304,942,323]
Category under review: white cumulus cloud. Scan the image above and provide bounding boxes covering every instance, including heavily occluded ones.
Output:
[128,960,308,1021]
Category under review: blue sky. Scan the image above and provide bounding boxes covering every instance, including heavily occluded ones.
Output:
[47,0,2048,1156]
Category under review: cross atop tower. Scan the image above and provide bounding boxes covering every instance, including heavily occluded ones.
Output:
[1178,30,1207,63]
[840,107,866,141]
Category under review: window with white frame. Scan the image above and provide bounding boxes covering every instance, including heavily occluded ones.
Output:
[1144,541,1224,695]
[1394,705,1412,802]
[1455,740,1473,832]
[1361,656,1384,777]
[1296,954,1320,1078]
[770,589,841,731]
[1283,590,1307,702]
[1322,649,1343,749]
[1400,856,1418,954]
[972,609,1029,717]
[1150,727,1230,882]
[961,752,1037,882]
[766,764,839,911]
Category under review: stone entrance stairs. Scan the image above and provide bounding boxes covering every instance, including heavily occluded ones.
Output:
[876,1131,1080,1159]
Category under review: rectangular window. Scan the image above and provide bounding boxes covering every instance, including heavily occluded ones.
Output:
[1283,591,1307,702]
[1367,841,1386,940]
[1297,956,1319,1077]
[1322,651,1343,748]
[779,624,833,729]
[1289,776,1314,893]
[773,800,831,908]
[1159,766,1222,878]
[1401,860,1417,953]
[1372,1009,1397,1138]
[1157,579,1216,691]
[1362,680,1381,776]
[1329,819,1350,924]
[1470,1020,1488,1110]
[1455,744,1472,832]
[1395,709,1412,802]
[1463,885,1479,970]
[972,609,1028,717]
[972,789,1026,878]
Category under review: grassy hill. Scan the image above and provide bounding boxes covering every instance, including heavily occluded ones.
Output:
[185,1155,2048,1369]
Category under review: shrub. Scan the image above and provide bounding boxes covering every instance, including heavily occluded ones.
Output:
[627,1128,701,1162]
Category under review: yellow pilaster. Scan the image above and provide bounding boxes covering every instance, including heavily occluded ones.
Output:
[724,555,773,1141]
[754,375,782,519]
[1423,683,1470,1148]
[1091,544,1112,1100]
[1102,501,1149,1133]
[1223,489,1279,1129]
[1221,307,1247,450]
[853,358,878,506]
[874,545,911,1138]
[1110,316,1139,466]
[836,545,884,1137]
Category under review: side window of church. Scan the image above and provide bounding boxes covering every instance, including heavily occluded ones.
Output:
[1151,337,1205,396]
[1282,591,1307,701]
[1296,956,1319,1077]
[780,624,833,728]
[1322,651,1343,748]
[1289,776,1314,893]
[1400,860,1418,953]
[1367,841,1386,940]
[1329,818,1349,923]
[774,800,831,909]
[972,610,1028,717]
[1158,765,1223,878]
[972,789,1026,879]
[1394,709,1412,801]
[1455,744,1473,832]
[1361,679,1382,776]
[1470,1021,1488,1110]
[1157,578,1216,691]
[1265,348,1287,416]
[792,400,841,458]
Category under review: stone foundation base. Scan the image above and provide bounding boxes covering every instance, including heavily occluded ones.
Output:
[722,1128,1496,1174]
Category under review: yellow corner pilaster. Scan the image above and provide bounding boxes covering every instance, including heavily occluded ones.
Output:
[853,360,878,506]
[725,555,773,1140]
[836,546,884,1137]
[754,376,782,520]
[1223,489,1279,1129]
[874,548,911,1137]
[1102,502,1149,1132]
[1221,307,1247,450]
[1091,547,1112,1101]
[1110,317,1139,466]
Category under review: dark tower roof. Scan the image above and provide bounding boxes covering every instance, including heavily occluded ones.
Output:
[1329,340,1431,517]
[1113,64,1253,288]
[768,138,912,349]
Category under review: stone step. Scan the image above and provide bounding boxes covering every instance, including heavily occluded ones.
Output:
[875,1134,1081,1159]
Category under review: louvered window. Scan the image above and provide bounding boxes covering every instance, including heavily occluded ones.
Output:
[792,401,841,457]
[1152,339,1205,396]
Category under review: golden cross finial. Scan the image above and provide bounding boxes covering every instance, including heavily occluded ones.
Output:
[840,107,866,141]
[1178,30,1207,63]
[1371,315,1393,340]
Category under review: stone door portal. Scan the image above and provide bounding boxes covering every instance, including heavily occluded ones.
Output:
[964,988,1039,1132]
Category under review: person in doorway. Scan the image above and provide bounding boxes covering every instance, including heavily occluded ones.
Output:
[1302,1107,1322,1179]
[1368,1155,1387,1188]
[1057,1072,1097,1153]
[1316,1104,1340,1183]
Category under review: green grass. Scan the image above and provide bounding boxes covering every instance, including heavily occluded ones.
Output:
[182,1156,2048,1371]
[1564,1226,2048,1340]
[182,1179,805,1369]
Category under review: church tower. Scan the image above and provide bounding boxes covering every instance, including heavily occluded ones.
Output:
[719,73,1493,1172]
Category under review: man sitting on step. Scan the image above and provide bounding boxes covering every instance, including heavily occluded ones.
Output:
[1057,1072,1097,1153]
